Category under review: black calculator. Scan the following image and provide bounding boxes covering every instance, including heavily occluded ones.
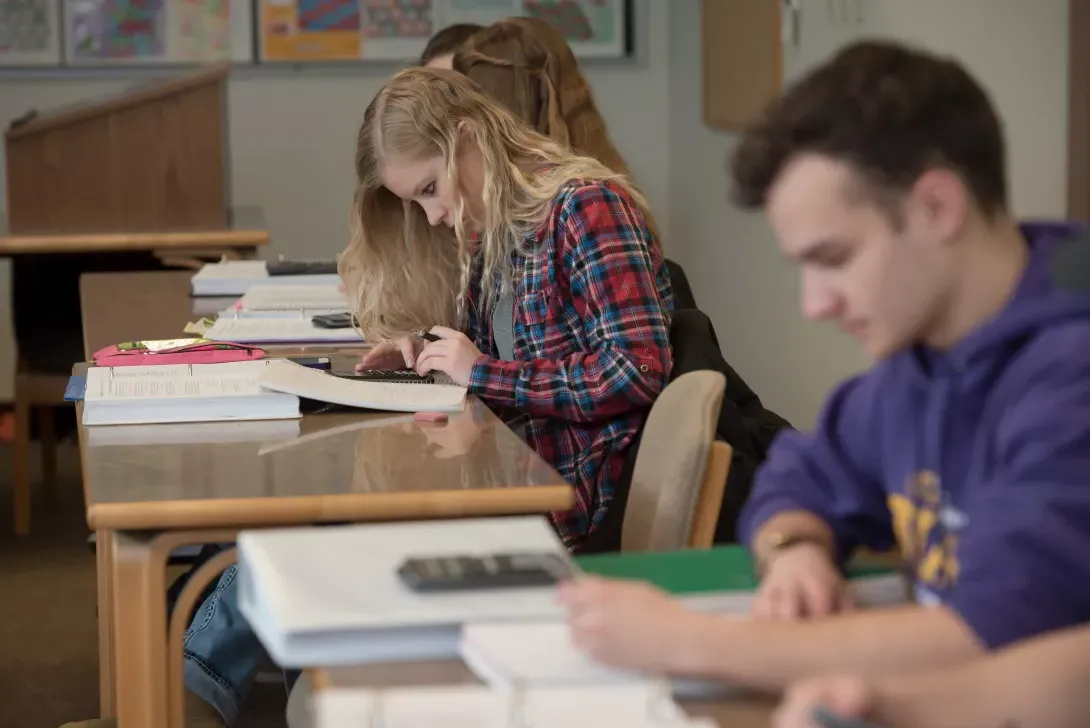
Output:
[267,259,339,276]
[398,552,574,593]
[331,369,434,384]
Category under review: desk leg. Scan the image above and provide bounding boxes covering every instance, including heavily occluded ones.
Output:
[113,532,170,728]
[96,530,116,718]
[113,529,238,728]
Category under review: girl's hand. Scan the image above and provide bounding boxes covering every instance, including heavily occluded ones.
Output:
[356,336,425,371]
[414,326,483,387]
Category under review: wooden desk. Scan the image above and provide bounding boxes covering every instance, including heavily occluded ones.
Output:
[310,662,776,728]
[78,274,574,728]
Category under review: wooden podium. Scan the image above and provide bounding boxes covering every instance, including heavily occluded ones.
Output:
[1,65,268,537]
[4,64,231,234]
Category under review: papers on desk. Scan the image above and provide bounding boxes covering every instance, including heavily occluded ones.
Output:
[81,360,301,426]
[257,359,467,413]
[238,283,349,312]
[203,317,364,344]
[314,683,716,728]
[191,260,341,297]
[235,517,571,667]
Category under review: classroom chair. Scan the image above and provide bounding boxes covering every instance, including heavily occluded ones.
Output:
[11,355,66,535]
[620,370,731,551]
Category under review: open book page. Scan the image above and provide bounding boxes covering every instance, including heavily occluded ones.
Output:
[239,284,348,311]
[256,360,467,413]
[205,317,364,343]
[85,375,273,402]
[91,360,272,380]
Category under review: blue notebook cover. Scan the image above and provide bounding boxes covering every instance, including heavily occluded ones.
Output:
[65,375,87,402]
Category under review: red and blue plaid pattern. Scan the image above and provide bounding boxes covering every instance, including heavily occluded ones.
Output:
[466,180,674,550]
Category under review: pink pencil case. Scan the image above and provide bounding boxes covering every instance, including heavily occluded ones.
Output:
[92,338,266,367]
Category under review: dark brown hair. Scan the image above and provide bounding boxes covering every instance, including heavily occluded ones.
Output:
[730,40,1008,219]
[419,23,483,64]
[452,17,630,177]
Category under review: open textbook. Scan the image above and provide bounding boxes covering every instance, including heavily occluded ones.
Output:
[81,360,300,426]
[256,360,468,414]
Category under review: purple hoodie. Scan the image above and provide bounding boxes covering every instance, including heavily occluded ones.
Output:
[739,222,1090,650]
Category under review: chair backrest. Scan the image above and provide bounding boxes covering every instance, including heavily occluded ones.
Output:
[621,370,728,552]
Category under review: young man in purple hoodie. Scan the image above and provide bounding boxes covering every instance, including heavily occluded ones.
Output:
[558,39,1090,692]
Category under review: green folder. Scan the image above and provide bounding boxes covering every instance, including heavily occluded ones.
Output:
[575,545,898,596]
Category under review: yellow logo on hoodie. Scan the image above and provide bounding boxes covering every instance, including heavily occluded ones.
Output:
[888,470,967,589]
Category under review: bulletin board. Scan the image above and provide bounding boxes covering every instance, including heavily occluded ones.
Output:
[0,0,64,66]
[62,0,255,65]
[255,0,632,63]
[0,0,633,69]
[0,0,253,67]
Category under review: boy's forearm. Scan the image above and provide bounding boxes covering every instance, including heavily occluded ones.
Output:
[871,624,1090,728]
[667,605,984,692]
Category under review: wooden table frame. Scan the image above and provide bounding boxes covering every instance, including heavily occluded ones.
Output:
[73,270,572,726]
[85,452,572,726]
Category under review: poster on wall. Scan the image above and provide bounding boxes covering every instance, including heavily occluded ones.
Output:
[0,0,63,67]
[61,0,254,65]
[256,0,629,63]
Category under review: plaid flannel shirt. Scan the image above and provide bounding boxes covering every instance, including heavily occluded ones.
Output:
[465,180,674,550]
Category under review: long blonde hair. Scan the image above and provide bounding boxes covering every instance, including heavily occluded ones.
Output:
[452,17,629,177]
[340,67,655,343]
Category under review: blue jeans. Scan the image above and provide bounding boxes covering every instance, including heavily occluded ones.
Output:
[183,561,299,725]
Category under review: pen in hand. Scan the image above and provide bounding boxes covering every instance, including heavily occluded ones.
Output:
[415,328,440,343]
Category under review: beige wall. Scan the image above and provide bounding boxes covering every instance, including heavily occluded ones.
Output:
[0,0,1070,429]
[667,0,1069,428]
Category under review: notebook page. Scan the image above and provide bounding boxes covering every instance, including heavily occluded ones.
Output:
[256,359,466,412]
[204,318,364,343]
[239,284,348,311]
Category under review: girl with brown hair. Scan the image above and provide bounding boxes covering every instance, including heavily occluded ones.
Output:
[452,17,630,177]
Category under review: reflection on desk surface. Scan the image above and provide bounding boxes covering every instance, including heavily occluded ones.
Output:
[80,398,563,505]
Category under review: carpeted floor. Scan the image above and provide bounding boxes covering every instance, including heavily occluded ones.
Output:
[0,438,287,728]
